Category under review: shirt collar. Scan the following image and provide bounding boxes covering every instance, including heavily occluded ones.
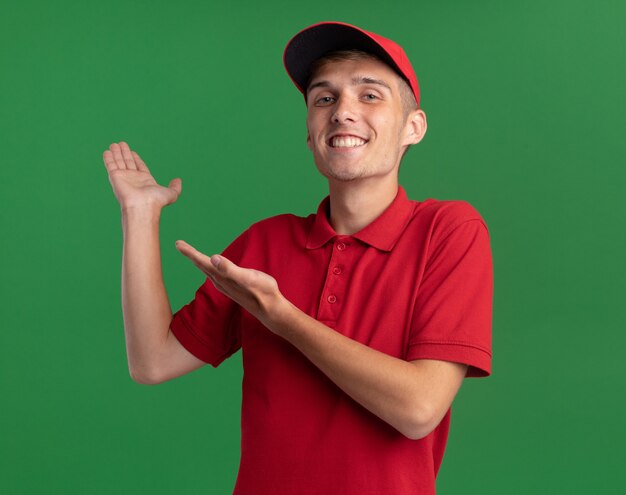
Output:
[306,186,415,252]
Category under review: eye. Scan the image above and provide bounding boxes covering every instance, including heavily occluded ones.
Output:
[315,96,336,105]
[363,93,379,101]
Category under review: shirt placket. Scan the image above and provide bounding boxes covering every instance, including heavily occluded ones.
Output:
[317,236,354,324]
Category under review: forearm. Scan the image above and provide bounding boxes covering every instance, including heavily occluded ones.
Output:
[121,205,173,381]
[268,300,450,439]
[174,250,466,438]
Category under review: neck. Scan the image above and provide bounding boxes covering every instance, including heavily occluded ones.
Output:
[327,177,399,235]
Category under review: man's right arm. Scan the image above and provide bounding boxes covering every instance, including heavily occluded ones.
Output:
[103,142,206,385]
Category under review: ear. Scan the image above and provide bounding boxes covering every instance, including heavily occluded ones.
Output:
[403,109,427,146]
[306,131,312,151]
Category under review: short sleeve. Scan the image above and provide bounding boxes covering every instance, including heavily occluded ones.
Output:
[169,229,251,367]
[406,215,493,377]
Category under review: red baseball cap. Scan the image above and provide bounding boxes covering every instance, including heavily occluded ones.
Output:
[283,21,420,107]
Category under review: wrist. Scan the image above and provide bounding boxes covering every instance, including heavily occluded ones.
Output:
[121,204,163,235]
[264,295,301,338]
[121,202,163,221]
[121,199,163,215]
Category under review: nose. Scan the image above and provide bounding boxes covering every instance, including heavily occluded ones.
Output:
[331,96,357,124]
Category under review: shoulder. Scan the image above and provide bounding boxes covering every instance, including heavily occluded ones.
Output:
[222,212,314,268]
[411,198,490,239]
[220,212,310,265]
[247,212,314,235]
[233,212,315,249]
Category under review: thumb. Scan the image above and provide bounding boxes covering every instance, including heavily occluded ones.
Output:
[167,178,182,199]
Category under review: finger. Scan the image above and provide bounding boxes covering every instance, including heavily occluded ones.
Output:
[209,254,239,276]
[206,255,252,288]
[109,142,126,170]
[210,278,227,294]
[175,240,217,276]
[131,151,151,173]
[205,272,228,293]
[202,258,246,301]
[176,241,247,293]
[119,141,138,170]
[102,150,118,172]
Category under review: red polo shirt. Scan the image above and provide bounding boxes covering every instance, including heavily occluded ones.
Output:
[170,186,493,495]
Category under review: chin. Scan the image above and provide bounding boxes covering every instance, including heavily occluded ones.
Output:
[315,159,360,179]
[324,168,367,182]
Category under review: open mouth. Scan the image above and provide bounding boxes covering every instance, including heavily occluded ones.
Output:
[328,135,368,148]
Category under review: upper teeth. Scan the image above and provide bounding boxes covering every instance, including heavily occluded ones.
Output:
[331,136,366,148]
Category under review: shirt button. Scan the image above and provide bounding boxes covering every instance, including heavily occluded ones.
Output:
[332,267,342,275]
[327,295,337,304]
[336,242,346,251]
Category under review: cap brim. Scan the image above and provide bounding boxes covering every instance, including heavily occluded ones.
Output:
[283,22,407,95]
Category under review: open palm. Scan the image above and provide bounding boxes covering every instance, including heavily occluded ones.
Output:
[102,142,181,210]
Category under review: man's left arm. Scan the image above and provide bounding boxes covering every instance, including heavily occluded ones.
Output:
[175,240,468,440]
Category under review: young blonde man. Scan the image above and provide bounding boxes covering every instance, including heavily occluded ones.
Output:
[103,21,492,495]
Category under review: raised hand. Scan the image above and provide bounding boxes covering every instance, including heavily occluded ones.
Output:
[102,142,182,211]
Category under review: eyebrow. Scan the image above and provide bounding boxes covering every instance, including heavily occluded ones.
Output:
[307,76,392,94]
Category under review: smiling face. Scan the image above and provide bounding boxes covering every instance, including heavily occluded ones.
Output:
[305,55,426,185]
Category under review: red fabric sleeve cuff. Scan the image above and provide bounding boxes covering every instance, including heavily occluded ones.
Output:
[170,312,229,368]
[406,342,492,378]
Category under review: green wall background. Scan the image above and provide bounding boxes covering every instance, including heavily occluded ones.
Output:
[1,0,624,493]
